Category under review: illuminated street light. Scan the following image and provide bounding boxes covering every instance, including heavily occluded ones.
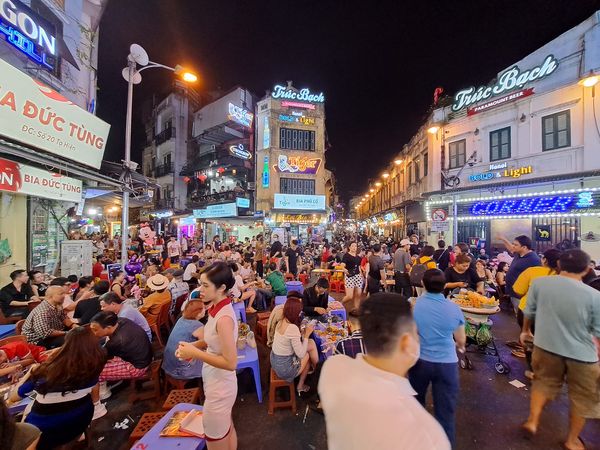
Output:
[580,75,599,87]
[174,65,198,82]
[427,126,440,134]
[382,172,389,179]
[394,159,403,165]
[369,188,375,193]
[375,182,382,187]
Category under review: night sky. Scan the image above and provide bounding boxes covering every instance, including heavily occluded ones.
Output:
[97,0,600,203]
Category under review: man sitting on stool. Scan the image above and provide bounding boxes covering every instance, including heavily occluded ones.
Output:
[302,278,330,317]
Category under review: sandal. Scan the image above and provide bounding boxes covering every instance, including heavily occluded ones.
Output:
[511,349,526,358]
[561,437,586,450]
[506,341,524,350]
[297,385,310,395]
[521,424,536,440]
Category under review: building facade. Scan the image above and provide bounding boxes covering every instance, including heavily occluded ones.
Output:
[255,81,333,244]
[0,0,111,279]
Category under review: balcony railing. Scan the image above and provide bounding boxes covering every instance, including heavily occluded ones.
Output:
[155,162,174,177]
[155,126,176,145]
[187,189,251,209]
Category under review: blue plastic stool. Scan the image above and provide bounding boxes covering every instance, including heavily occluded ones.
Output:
[232,301,247,323]
[236,345,262,403]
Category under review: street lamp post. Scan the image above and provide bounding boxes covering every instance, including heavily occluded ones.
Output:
[119,43,197,268]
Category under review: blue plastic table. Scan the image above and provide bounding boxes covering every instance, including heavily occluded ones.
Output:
[7,395,31,415]
[286,281,304,294]
[236,345,262,403]
[0,324,16,338]
[232,301,246,323]
[274,296,287,307]
[130,403,205,450]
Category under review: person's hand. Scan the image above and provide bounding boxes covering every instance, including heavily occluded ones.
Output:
[176,341,198,360]
[304,323,315,337]
[314,307,327,315]
[520,331,534,347]
[456,344,466,354]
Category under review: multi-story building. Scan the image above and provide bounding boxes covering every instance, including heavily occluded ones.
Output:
[141,80,201,233]
[359,10,600,259]
[182,87,257,243]
[256,81,333,244]
[0,0,111,278]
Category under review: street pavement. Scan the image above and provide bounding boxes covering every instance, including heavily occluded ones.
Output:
[90,294,600,450]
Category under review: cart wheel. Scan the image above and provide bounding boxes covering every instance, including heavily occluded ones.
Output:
[460,359,467,370]
[501,362,511,374]
[495,362,506,374]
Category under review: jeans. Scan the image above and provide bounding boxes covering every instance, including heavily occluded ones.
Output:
[510,296,520,315]
[394,271,411,297]
[409,359,459,447]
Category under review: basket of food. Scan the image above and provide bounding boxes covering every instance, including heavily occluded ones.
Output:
[450,289,500,322]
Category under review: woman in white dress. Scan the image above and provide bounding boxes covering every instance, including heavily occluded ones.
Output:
[176,262,239,449]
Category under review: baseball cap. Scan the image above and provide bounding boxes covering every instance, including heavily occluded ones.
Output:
[400,239,411,246]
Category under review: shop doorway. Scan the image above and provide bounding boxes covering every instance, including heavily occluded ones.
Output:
[457,221,490,246]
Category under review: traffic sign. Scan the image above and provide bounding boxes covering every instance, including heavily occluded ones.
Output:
[431,208,448,222]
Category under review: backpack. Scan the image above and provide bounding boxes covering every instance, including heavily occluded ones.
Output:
[409,259,429,287]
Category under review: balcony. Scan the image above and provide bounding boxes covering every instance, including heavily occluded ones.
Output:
[155,126,176,146]
[155,162,174,178]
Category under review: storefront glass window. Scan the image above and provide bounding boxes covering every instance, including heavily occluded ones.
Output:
[490,127,511,161]
[279,128,315,151]
[280,178,315,195]
[449,139,466,169]
[542,110,570,151]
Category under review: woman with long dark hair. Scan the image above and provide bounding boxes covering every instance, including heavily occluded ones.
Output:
[270,295,318,395]
[175,262,239,449]
[340,242,363,312]
[9,327,106,449]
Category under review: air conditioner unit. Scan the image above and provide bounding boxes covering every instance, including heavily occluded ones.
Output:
[247,182,256,191]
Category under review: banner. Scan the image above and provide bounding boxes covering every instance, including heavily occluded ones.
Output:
[0,157,82,202]
[0,58,110,168]
[274,194,326,211]
[274,155,321,174]
[194,202,238,218]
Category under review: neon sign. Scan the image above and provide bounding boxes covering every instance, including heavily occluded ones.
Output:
[229,143,252,160]
[262,156,269,188]
[274,154,321,174]
[227,103,253,128]
[469,164,533,182]
[469,192,594,216]
[279,113,315,125]
[0,0,56,70]
[452,55,558,112]
[271,85,324,103]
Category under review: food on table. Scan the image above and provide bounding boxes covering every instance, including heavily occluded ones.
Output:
[451,291,498,309]
[239,323,250,338]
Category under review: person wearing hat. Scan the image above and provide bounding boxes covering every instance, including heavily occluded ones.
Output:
[167,269,190,316]
[139,274,171,327]
[393,239,413,297]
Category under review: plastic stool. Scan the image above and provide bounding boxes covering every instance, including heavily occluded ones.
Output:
[268,368,296,415]
[128,412,167,446]
[162,388,201,410]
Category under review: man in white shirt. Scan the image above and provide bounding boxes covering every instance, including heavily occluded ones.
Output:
[167,236,181,264]
[183,255,200,287]
[318,292,450,450]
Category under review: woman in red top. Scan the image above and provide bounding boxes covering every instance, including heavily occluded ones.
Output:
[320,245,331,269]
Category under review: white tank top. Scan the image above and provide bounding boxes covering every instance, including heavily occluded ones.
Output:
[203,300,238,377]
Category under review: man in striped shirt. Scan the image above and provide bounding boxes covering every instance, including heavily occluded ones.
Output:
[335,319,365,357]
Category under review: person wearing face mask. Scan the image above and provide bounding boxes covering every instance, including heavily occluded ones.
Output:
[175,262,239,449]
[408,269,466,448]
[318,292,450,450]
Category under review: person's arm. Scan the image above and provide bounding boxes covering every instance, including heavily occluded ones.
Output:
[520,282,538,345]
[512,269,530,299]
[9,369,36,403]
[302,289,316,315]
[176,315,238,370]
[379,262,386,285]
[499,236,516,253]
[453,325,466,353]
[288,324,310,358]
[475,281,485,295]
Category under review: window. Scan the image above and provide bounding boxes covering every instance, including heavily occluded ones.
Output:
[407,162,413,185]
[280,128,316,151]
[163,153,172,166]
[449,139,466,169]
[414,158,420,182]
[490,127,511,161]
[542,110,570,151]
[280,178,315,195]
[164,119,173,131]
[423,152,428,177]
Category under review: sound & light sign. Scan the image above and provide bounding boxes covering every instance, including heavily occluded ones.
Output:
[468,162,533,182]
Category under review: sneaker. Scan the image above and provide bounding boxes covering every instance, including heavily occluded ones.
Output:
[92,402,107,420]
[99,382,111,401]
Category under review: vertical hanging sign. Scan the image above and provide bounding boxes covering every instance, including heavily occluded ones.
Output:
[262,156,270,188]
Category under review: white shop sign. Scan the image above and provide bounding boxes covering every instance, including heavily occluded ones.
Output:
[274,194,326,211]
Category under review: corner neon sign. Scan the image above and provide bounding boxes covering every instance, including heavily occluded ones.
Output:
[0,0,56,70]
[271,85,325,103]
[470,192,594,216]
[452,55,558,112]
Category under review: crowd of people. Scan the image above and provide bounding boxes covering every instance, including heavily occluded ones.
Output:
[0,227,598,450]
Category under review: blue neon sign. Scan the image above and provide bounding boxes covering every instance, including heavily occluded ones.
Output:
[469,192,594,216]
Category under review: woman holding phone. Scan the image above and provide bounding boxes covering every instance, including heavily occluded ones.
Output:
[175,262,238,450]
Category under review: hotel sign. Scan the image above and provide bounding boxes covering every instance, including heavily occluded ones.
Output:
[468,162,533,182]
[0,58,110,169]
[279,112,315,126]
[274,154,322,175]
[452,55,558,112]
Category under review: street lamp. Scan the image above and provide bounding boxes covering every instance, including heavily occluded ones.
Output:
[119,43,197,267]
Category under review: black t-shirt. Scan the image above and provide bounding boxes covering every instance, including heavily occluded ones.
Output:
[0,282,34,315]
[33,282,48,297]
[444,266,479,294]
[302,286,329,316]
[285,247,299,272]
[270,241,283,258]
[433,248,451,272]
[74,297,101,325]
[342,253,362,277]
[105,318,153,369]
[368,255,385,280]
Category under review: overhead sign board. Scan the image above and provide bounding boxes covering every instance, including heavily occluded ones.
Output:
[271,85,324,103]
[274,155,321,175]
[274,193,326,211]
[193,202,238,219]
[236,197,250,208]
[279,112,315,125]
[469,192,594,216]
[229,143,252,160]
[227,103,253,128]
[468,162,533,182]
[0,58,110,168]
[0,157,82,202]
[452,55,558,112]
[467,88,534,116]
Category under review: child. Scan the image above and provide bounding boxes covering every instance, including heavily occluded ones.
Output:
[265,263,287,296]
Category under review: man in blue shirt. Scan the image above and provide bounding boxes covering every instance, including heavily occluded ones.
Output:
[521,249,600,450]
[501,235,541,314]
[409,269,465,447]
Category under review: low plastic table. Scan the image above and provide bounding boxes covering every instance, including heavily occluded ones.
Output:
[232,301,247,323]
[130,403,205,450]
[0,324,16,338]
[274,296,287,307]
[236,345,262,403]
